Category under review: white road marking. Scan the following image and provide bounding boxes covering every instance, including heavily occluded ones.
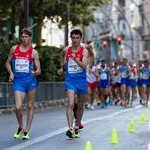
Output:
[4,105,142,150]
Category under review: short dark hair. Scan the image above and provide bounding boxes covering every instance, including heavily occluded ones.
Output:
[144,60,149,63]
[21,28,32,37]
[86,41,92,44]
[70,29,82,37]
[101,59,105,62]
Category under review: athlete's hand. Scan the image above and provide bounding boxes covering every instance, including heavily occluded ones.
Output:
[31,71,40,76]
[57,67,63,75]
[72,52,76,59]
[9,73,14,82]
[85,43,93,56]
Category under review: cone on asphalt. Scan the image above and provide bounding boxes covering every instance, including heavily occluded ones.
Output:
[128,119,135,133]
[148,112,150,121]
[140,112,146,124]
[85,141,92,150]
[110,127,118,144]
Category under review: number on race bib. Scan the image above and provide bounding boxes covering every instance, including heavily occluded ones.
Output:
[100,73,107,80]
[142,73,149,79]
[68,59,83,73]
[15,59,29,73]
[121,72,127,78]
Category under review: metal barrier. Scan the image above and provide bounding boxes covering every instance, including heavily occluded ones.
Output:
[0,82,66,108]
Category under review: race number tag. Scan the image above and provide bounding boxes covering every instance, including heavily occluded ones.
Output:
[139,72,143,78]
[130,72,134,79]
[142,73,149,79]
[121,72,127,78]
[15,59,29,72]
[68,59,83,73]
[100,73,107,80]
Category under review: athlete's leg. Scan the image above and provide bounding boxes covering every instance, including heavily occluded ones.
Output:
[125,85,130,104]
[76,94,86,127]
[25,88,36,132]
[73,94,77,119]
[14,91,26,129]
[121,84,126,102]
[66,90,75,128]
[87,87,94,109]
[146,86,150,105]
[141,84,147,104]
[94,87,99,104]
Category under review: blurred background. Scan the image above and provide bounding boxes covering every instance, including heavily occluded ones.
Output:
[0,0,150,82]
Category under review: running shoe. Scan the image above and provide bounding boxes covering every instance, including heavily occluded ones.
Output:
[128,102,133,107]
[13,127,23,139]
[89,105,95,110]
[22,131,30,140]
[139,99,142,105]
[66,128,74,138]
[79,122,84,130]
[74,126,80,138]
[101,102,105,108]
[97,100,101,106]
[144,101,148,107]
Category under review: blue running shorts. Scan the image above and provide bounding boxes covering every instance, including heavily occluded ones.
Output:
[98,80,109,88]
[65,78,87,95]
[13,76,38,93]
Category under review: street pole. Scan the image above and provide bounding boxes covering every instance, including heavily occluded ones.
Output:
[65,0,71,47]
[114,6,134,60]
[24,0,29,28]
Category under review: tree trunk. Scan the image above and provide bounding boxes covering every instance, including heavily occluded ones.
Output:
[11,6,16,35]
[19,0,24,34]
[36,17,43,47]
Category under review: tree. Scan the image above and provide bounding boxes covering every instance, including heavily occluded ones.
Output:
[0,0,110,46]
[29,0,61,47]
[0,0,22,35]
[36,46,64,81]
[55,0,110,45]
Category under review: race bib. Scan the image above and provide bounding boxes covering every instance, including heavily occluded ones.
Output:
[142,73,149,79]
[100,73,107,80]
[130,72,134,79]
[15,59,29,73]
[68,59,83,73]
[121,72,127,78]
[139,72,143,78]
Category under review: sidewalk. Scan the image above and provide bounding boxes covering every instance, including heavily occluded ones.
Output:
[0,99,67,115]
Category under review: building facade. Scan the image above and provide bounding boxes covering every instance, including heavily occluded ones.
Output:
[141,0,150,59]
[84,0,150,62]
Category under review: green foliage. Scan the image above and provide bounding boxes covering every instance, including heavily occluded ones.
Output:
[36,46,64,81]
[56,0,111,27]
[0,36,19,81]
[0,0,21,24]
[0,36,63,82]
[0,0,111,46]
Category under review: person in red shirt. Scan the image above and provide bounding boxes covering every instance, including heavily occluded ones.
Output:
[6,28,41,140]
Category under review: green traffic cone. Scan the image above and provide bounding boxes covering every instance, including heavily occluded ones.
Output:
[148,112,150,121]
[85,141,92,150]
[110,128,118,144]
[140,112,146,124]
[128,119,135,133]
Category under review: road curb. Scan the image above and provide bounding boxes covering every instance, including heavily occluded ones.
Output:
[0,99,68,115]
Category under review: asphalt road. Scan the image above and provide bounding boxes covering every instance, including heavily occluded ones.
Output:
[1,102,150,150]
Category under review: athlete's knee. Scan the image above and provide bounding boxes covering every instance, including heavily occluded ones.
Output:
[27,102,34,110]
[15,104,22,112]
[77,103,84,110]
[67,103,74,109]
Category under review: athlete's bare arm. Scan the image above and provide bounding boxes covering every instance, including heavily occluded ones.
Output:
[60,47,67,68]
[5,45,16,82]
[58,47,67,75]
[85,43,94,68]
[72,49,88,70]
[32,49,41,76]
